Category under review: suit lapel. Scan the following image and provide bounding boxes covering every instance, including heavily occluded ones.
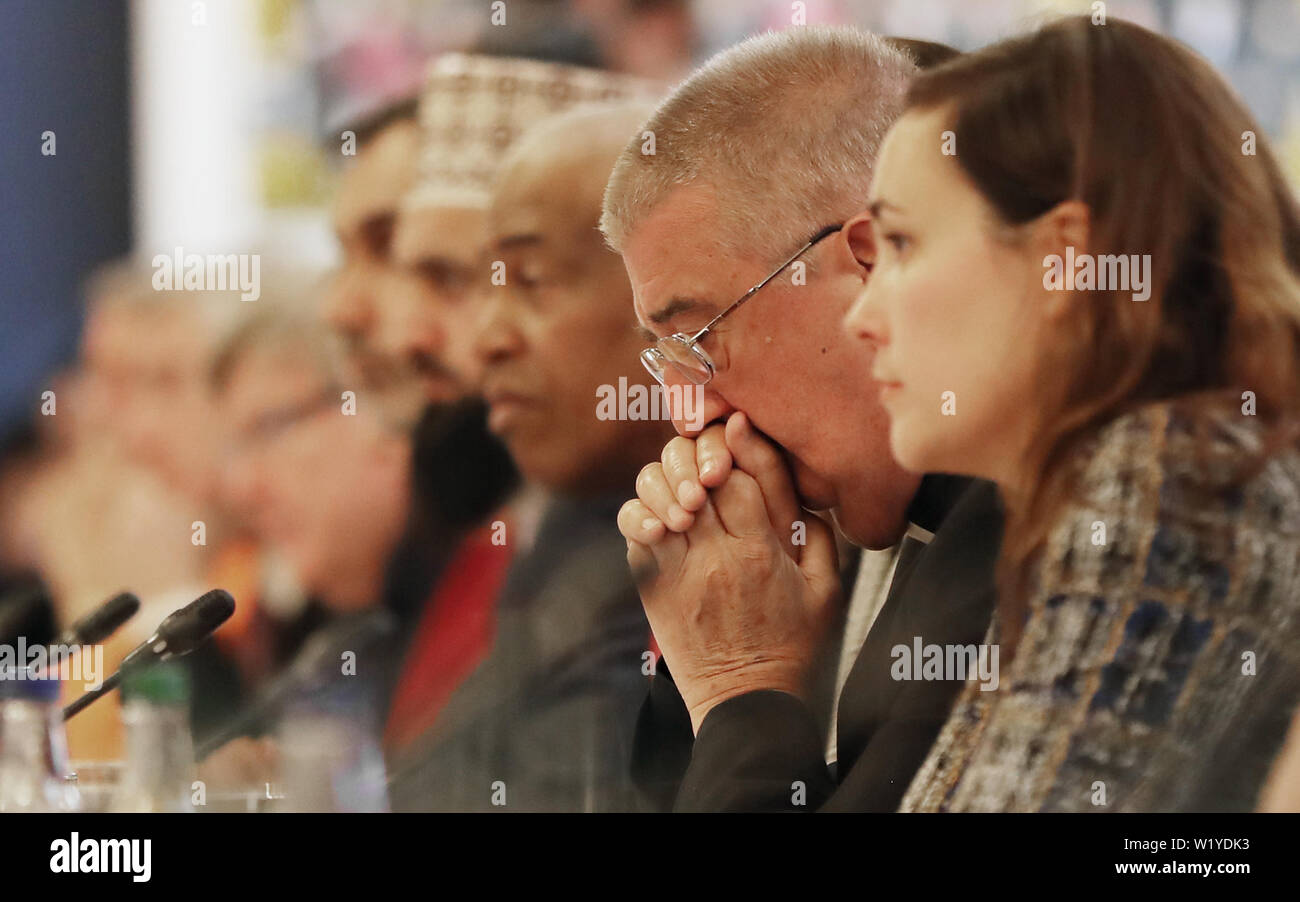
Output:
[835,477,1003,773]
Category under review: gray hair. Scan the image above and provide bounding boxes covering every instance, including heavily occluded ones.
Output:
[208,309,340,395]
[600,26,917,263]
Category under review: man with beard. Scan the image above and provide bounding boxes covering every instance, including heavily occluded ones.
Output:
[318,87,516,758]
[323,56,660,807]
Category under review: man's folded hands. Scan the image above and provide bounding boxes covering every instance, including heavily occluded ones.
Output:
[619,411,841,734]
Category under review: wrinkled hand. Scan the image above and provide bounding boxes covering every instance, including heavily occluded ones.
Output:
[619,412,841,733]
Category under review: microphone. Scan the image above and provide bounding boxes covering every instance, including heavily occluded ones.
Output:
[118,589,235,673]
[0,583,53,645]
[62,589,236,721]
[54,591,140,647]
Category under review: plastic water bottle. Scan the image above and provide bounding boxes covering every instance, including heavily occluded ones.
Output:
[0,666,82,812]
[110,662,196,812]
[276,683,389,812]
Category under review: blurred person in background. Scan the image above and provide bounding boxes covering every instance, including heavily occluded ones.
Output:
[198,310,414,788]
[318,88,515,687]
[0,425,58,656]
[214,57,654,805]
[384,101,672,811]
[212,312,410,619]
[572,0,698,81]
[9,269,259,761]
[385,53,664,405]
[113,297,224,501]
[846,16,1300,812]
[467,0,604,68]
[325,55,658,792]
[322,100,429,434]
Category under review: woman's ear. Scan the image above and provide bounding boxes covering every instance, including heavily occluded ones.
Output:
[1037,199,1090,256]
[841,210,877,279]
[1033,199,1090,321]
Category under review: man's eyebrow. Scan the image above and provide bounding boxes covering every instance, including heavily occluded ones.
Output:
[496,233,543,250]
[414,252,467,270]
[647,296,717,325]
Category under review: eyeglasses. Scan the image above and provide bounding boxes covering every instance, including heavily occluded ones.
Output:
[230,389,339,455]
[639,224,843,387]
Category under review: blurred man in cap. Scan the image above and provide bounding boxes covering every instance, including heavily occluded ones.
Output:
[388,52,660,399]
[322,102,431,430]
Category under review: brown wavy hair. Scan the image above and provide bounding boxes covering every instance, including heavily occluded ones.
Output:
[905,16,1300,652]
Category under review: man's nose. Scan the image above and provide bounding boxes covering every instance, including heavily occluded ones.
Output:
[323,266,375,339]
[220,452,263,520]
[472,289,523,364]
[662,370,733,437]
[399,303,446,360]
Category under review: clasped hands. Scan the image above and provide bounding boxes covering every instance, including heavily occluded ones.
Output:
[619,411,842,734]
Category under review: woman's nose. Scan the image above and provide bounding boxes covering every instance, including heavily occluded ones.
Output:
[844,279,888,348]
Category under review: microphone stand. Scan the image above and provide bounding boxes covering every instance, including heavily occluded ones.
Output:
[62,670,122,720]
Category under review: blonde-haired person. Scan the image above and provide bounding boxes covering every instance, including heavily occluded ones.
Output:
[847,15,1300,811]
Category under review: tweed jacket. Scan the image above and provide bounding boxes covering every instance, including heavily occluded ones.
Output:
[902,400,1300,812]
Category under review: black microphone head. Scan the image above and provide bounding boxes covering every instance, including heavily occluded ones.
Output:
[68,591,140,645]
[155,589,236,653]
[0,580,56,646]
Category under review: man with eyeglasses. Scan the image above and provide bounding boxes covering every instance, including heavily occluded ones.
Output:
[213,313,411,618]
[196,310,415,785]
[600,28,1003,811]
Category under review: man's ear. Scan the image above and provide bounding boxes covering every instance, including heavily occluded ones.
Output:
[840,210,876,279]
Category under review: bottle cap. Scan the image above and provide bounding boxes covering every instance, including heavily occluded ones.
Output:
[0,666,62,703]
[122,661,190,706]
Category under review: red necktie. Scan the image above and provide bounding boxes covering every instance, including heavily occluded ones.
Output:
[383,523,513,753]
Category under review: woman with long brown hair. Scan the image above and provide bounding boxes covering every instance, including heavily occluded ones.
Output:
[846,15,1300,811]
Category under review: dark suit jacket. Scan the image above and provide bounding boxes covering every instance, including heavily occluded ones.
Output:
[386,493,651,812]
[631,475,1004,812]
